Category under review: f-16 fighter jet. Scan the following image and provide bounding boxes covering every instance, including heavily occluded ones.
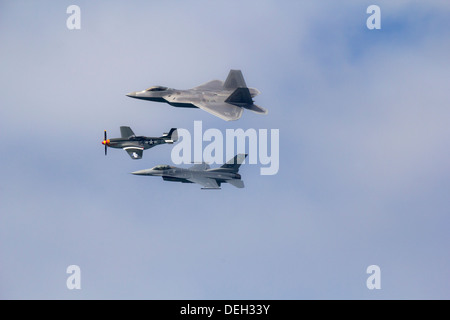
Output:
[102,126,178,159]
[131,154,248,189]
[126,70,267,121]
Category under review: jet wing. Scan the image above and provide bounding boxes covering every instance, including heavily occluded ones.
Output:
[163,95,243,121]
[193,101,244,121]
[123,147,144,159]
[192,80,224,91]
[190,163,211,171]
[187,176,220,189]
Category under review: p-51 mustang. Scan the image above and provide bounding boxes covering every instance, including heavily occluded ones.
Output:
[102,126,178,159]
[131,154,248,189]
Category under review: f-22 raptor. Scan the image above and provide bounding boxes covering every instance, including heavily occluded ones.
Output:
[132,154,248,189]
[126,70,267,121]
[102,126,178,159]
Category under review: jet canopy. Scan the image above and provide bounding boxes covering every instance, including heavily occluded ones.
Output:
[146,86,168,92]
[152,165,172,171]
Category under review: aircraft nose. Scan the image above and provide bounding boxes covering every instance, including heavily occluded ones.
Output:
[126,91,138,98]
[131,169,151,176]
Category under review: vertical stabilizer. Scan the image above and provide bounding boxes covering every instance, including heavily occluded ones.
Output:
[220,153,248,172]
[223,70,247,90]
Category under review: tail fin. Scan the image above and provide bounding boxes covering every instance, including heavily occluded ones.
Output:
[220,153,248,172]
[120,126,135,138]
[223,70,247,90]
[161,128,178,144]
[225,88,268,115]
[225,87,253,106]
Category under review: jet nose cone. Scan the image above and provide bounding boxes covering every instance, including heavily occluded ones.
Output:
[131,169,150,176]
[126,91,138,98]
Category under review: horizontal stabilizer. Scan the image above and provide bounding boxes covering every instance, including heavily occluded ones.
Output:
[162,128,178,143]
[244,104,268,114]
[227,179,245,188]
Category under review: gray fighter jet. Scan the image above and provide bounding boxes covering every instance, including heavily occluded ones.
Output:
[126,70,267,121]
[132,154,248,189]
[102,126,178,159]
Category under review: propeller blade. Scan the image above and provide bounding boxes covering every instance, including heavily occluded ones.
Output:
[104,130,108,156]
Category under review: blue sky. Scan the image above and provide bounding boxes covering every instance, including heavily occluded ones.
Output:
[1,0,449,299]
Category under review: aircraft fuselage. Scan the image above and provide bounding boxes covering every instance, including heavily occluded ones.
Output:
[104,136,166,150]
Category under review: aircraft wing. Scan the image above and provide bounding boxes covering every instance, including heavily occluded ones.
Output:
[190,163,211,171]
[192,101,244,121]
[187,176,220,189]
[123,147,144,159]
[192,80,224,91]
[163,95,243,121]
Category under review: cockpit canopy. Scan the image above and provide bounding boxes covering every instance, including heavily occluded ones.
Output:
[145,86,168,92]
[152,165,172,171]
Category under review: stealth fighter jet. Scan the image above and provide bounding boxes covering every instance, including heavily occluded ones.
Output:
[126,70,267,121]
[102,126,178,159]
[132,154,248,189]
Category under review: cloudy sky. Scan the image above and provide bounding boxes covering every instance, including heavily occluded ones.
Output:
[1,0,449,299]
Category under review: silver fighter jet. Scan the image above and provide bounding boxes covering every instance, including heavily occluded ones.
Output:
[132,154,248,189]
[102,126,178,159]
[126,70,267,121]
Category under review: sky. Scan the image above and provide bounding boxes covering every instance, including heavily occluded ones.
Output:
[1,0,449,299]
